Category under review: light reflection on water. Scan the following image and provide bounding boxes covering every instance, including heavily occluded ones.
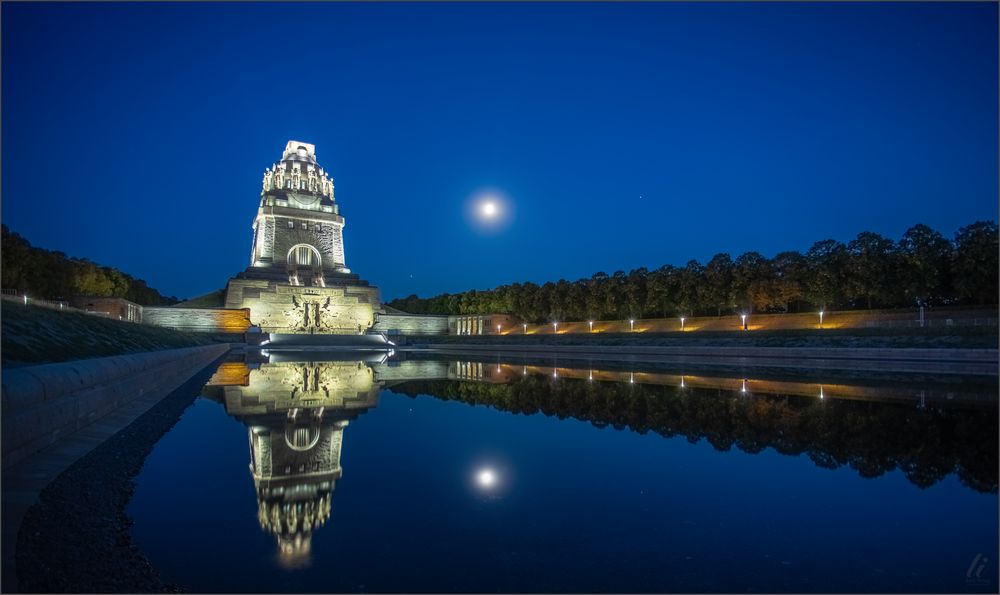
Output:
[127,351,998,593]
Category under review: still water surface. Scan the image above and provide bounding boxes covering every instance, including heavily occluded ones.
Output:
[128,352,998,593]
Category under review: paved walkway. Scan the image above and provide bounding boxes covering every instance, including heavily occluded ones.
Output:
[1,352,228,593]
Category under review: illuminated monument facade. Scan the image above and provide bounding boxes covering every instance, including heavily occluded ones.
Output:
[224,141,380,334]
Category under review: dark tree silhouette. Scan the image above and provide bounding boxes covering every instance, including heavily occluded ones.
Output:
[388,221,998,321]
[1,225,178,305]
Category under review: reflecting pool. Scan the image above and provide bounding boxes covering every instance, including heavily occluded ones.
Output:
[127,351,998,593]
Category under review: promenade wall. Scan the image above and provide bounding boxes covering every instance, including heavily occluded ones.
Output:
[506,306,997,335]
[1,344,230,468]
[373,312,449,335]
[142,306,252,333]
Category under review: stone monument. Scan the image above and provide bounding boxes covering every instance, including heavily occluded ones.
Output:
[224,141,380,334]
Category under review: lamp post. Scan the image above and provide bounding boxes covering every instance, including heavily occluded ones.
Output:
[741,314,747,331]
[523,323,528,334]
[629,319,635,332]
[497,324,502,335]
[588,320,594,333]
[819,310,824,329]
[680,316,685,331]
[553,322,558,334]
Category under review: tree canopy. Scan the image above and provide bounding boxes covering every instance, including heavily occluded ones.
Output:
[1,225,179,305]
[388,221,998,322]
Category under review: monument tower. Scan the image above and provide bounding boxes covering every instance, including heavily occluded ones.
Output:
[225,141,381,334]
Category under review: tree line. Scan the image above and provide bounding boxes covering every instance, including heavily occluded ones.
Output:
[390,376,997,493]
[1,225,179,306]
[388,221,998,322]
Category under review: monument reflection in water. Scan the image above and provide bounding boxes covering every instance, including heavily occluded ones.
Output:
[182,351,997,592]
[204,354,387,568]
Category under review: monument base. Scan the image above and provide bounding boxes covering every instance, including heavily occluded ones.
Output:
[225,274,380,335]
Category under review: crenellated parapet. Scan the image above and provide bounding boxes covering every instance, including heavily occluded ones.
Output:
[261,142,336,202]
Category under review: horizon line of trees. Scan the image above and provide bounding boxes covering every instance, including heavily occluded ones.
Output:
[388,221,998,323]
[1,224,179,306]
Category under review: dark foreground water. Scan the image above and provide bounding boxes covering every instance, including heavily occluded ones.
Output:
[128,352,998,593]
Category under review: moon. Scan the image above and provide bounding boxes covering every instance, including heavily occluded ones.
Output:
[480,201,498,218]
[476,468,497,488]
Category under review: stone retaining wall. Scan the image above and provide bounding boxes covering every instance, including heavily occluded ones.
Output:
[372,313,449,335]
[142,306,252,333]
[509,307,998,335]
[1,344,230,468]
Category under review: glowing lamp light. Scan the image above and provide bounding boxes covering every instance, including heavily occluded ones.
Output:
[741,314,747,330]
[680,317,686,331]
[629,319,635,332]
[481,201,498,218]
[523,323,528,333]
[497,324,502,334]
[819,310,825,328]
[553,322,558,333]
[589,320,594,332]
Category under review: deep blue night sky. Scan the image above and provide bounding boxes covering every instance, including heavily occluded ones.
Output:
[2,2,996,300]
